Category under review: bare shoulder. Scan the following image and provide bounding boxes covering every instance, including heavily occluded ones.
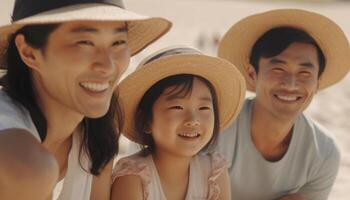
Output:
[111,174,144,200]
[90,160,114,200]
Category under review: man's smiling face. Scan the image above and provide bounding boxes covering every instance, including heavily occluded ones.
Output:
[253,42,320,120]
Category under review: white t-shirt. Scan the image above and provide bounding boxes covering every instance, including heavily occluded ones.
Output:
[0,89,92,200]
[217,98,340,200]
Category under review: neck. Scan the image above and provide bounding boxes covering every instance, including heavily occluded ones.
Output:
[250,100,296,155]
[152,151,191,200]
[33,78,83,151]
[42,106,82,150]
[153,151,192,180]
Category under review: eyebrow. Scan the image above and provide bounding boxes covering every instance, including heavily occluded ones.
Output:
[70,26,128,34]
[270,58,316,68]
[300,62,315,68]
[165,95,212,102]
[270,58,286,65]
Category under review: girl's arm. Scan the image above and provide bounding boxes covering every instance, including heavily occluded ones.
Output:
[90,160,114,200]
[0,129,59,200]
[111,175,143,200]
[217,169,232,200]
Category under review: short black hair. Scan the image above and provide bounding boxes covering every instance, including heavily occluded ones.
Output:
[249,27,325,77]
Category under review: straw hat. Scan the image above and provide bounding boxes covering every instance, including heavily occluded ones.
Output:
[118,46,246,143]
[218,9,350,91]
[0,0,172,69]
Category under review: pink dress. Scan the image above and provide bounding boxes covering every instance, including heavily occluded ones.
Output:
[112,151,228,200]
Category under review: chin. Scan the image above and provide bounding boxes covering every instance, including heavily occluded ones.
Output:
[275,110,302,120]
[83,107,110,119]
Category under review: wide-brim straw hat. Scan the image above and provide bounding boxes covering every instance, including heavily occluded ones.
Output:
[118,46,246,144]
[218,9,350,91]
[0,0,172,69]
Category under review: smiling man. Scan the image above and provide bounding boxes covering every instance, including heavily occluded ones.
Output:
[217,9,350,200]
[0,0,171,199]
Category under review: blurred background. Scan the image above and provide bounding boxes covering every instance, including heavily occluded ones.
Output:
[1,0,349,199]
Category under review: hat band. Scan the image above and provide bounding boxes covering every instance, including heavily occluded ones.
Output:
[12,0,125,21]
[143,47,202,66]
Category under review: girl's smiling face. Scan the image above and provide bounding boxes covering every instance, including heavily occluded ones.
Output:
[150,77,215,158]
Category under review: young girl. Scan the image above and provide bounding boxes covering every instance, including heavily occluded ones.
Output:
[111,46,246,200]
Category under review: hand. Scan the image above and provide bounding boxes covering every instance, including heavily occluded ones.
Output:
[279,193,304,200]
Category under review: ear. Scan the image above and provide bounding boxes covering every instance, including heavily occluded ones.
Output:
[247,64,257,90]
[143,126,152,135]
[15,34,43,72]
[143,121,152,134]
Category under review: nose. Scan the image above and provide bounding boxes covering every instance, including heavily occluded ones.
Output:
[92,48,117,75]
[184,111,200,127]
[281,74,299,90]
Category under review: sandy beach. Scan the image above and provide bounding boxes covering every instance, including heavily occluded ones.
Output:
[1,0,349,199]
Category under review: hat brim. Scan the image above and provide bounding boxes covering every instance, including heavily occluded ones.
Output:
[0,3,171,68]
[218,9,350,91]
[118,54,246,144]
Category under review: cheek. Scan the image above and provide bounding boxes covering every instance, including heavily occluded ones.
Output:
[299,77,319,92]
[113,49,131,77]
[49,46,92,70]
[200,112,215,128]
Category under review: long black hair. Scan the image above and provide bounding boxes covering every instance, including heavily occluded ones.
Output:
[0,24,121,175]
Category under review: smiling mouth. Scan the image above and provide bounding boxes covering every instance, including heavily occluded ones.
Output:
[177,132,201,138]
[274,94,302,102]
[80,82,110,92]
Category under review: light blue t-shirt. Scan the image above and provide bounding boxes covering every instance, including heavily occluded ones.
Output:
[217,98,340,200]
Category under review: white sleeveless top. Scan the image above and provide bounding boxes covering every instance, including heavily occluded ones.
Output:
[113,151,228,200]
[0,90,93,200]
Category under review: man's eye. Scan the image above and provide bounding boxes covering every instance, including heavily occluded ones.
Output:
[168,106,183,110]
[272,68,284,73]
[300,71,311,76]
[76,40,94,46]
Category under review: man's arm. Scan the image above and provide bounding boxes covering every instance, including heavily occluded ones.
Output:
[0,129,59,200]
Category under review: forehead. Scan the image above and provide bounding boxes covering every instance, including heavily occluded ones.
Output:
[161,78,212,101]
[54,20,128,34]
[258,42,321,73]
[274,42,318,60]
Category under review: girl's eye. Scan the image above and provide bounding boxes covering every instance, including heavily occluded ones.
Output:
[112,40,127,46]
[272,68,284,73]
[168,106,183,110]
[199,106,211,111]
[76,40,94,46]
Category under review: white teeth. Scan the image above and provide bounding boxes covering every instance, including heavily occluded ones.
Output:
[276,95,298,101]
[178,132,200,138]
[80,82,109,92]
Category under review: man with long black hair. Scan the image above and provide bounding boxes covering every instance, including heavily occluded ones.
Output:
[0,0,171,199]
